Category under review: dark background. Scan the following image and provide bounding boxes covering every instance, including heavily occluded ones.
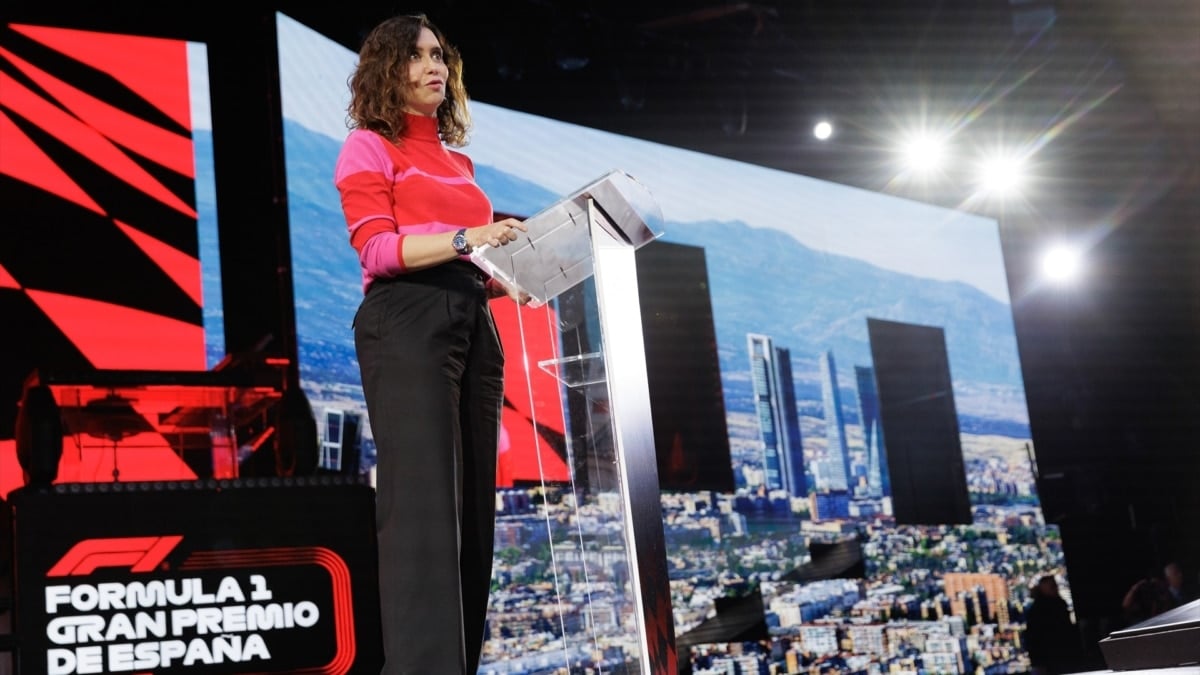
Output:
[6,0,1198,656]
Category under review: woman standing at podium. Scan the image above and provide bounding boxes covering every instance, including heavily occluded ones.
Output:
[335,13,527,673]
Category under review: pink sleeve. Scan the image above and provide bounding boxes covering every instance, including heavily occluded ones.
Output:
[335,131,398,243]
[358,231,406,277]
[335,130,407,280]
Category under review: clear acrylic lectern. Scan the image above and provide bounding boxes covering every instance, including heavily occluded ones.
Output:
[472,170,677,674]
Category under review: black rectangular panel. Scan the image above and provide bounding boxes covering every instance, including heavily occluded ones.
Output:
[866,317,972,524]
[7,479,383,674]
[636,241,735,493]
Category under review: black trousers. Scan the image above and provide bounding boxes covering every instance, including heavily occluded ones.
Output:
[354,262,504,674]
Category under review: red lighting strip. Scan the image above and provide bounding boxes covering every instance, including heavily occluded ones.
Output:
[180,547,356,675]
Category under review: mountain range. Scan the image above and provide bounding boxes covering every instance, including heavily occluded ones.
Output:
[196,122,1030,428]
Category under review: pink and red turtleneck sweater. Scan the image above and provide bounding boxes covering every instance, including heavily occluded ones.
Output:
[334,114,493,293]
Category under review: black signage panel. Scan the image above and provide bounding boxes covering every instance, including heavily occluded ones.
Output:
[8,479,383,674]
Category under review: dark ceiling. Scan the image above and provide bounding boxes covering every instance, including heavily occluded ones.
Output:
[6,0,1199,624]
[276,1,1199,187]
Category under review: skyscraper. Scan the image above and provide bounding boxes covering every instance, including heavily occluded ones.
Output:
[775,347,807,498]
[855,365,890,498]
[320,407,363,475]
[819,349,852,492]
[747,333,806,497]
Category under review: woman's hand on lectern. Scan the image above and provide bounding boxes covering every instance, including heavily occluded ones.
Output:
[471,217,527,250]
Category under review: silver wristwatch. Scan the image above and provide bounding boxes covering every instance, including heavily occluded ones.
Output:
[452,228,472,255]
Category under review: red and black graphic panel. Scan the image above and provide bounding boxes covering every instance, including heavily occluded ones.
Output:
[0,22,208,443]
[489,298,570,486]
[8,480,384,674]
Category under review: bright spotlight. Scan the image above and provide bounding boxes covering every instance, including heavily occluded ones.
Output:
[813,120,833,140]
[1040,243,1083,284]
[977,154,1026,196]
[900,134,948,174]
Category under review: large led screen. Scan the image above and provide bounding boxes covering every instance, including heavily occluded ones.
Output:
[279,13,1065,674]
[0,23,224,497]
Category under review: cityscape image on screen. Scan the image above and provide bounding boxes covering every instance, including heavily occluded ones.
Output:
[277,12,1064,674]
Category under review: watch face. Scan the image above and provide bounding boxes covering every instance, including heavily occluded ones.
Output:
[453,230,470,254]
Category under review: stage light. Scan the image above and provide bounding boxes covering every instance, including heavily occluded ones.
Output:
[976,153,1027,197]
[899,133,949,175]
[813,120,833,140]
[1040,242,1083,284]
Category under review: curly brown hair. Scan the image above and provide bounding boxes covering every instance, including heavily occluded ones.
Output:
[346,14,471,147]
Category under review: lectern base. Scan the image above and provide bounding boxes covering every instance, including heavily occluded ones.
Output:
[1098,598,1200,671]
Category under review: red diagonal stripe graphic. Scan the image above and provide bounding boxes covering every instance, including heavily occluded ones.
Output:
[0,109,104,215]
[0,70,196,218]
[11,24,192,130]
[0,263,21,289]
[1,45,194,177]
[26,289,205,370]
[114,219,203,305]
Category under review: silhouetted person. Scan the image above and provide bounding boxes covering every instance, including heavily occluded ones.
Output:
[1025,575,1081,675]
[1163,561,1198,608]
[1121,572,1175,627]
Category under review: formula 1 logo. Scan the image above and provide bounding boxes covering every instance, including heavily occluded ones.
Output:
[38,536,357,674]
[46,536,183,577]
